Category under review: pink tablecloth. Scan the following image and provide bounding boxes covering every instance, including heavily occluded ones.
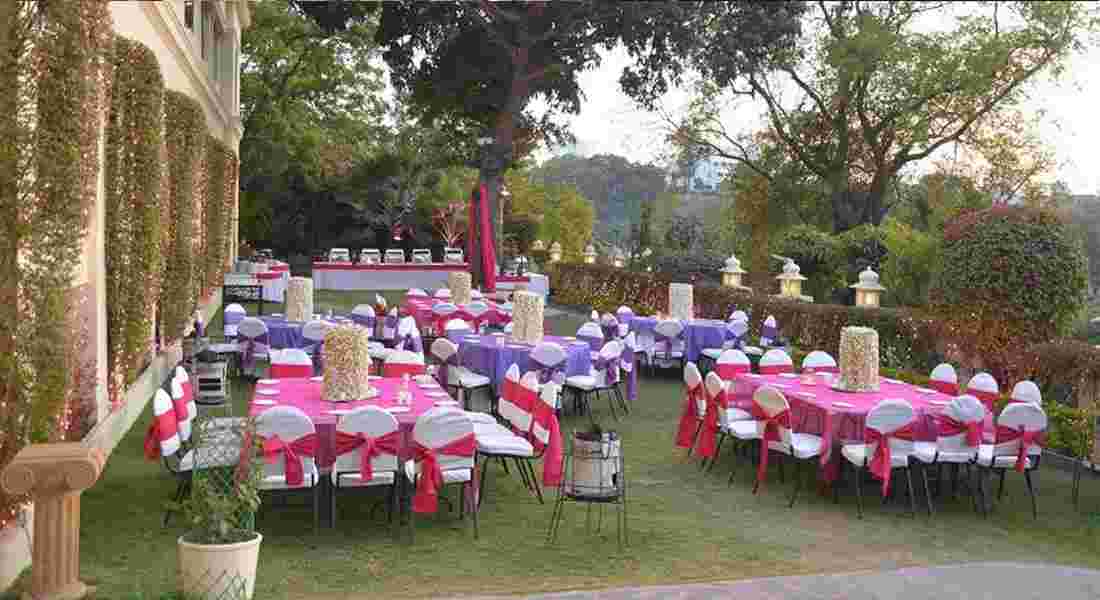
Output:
[729,373,993,481]
[249,377,452,468]
[403,297,512,332]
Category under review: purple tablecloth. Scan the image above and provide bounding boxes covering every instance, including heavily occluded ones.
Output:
[259,316,355,350]
[457,334,592,389]
[627,316,658,337]
[683,319,730,362]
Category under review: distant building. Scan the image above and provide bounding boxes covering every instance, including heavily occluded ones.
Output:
[667,157,724,194]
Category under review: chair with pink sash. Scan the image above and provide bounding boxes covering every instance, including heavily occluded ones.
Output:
[237,317,270,375]
[977,401,1046,519]
[350,304,377,333]
[476,372,541,508]
[967,372,1000,414]
[498,365,530,433]
[1010,380,1042,405]
[406,288,428,298]
[758,349,794,374]
[330,406,402,529]
[395,315,424,355]
[430,302,459,337]
[564,340,624,421]
[576,322,604,353]
[223,303,246,339]
[269,348,314,379]
[841,399,919,518]
[302,320,332,374]
[429,338,490,410]
[173,375,241,437]
[801,351,838,374]
[619,332,638,409]
[674,362,707,455]
[381,308,399,347]
[383,349,426,378]
[145,389,197,527]
[705,370,755,474]
[929,363,959,395]
[405,407,479,538]
[433,288,452,300]
[714,349,752,381]
[747,385,823,507]
[699,320,749,373]
[257,406,320,529]
[652,319,685,371]
[460,300,491,333]
[912,394,986,517]
[696,372,729,470]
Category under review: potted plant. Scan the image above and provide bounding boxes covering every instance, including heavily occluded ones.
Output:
[572,423,621,497]
[177,418,264,600]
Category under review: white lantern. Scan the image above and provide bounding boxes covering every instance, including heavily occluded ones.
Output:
[532,239,546,251]
[720,254,749,290]
[612,248,625,268]
[583,244,597,264]
[549,241,563,263]
[850,266,886,307]
[775,259,810,302]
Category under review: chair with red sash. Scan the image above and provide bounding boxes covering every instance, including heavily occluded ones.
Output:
[405,407,479,538]
[700,371,752,473]
[714,349,752,381]
[801,351,838,374]
[302,320,332,374]
[330,406,402,529]
[912,394,986,517]
[929,363,959,395]
[1010,380,1042,405]
[674,363,707,456]
[257,406,320,529]
[977,401,1046,519]
[475,372,540,509]
[841,399,919,518]
[430,302,459,338]
[651,319,685,372]
[699,320,749,374]
[748,385,823,507]
[173,376,241,437]
[966,372,1000,414]
[269,348,314,379]
[429,338,490,410]
[564,340,624,420]
[458,300,491,333]
[383,349,426,378]
[498,364,531,434]
[758,349,794,374]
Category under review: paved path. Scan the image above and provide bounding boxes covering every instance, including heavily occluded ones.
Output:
[457,562,1100,600]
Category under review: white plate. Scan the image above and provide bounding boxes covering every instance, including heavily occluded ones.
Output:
[435,400,459,406]
[254,399,276,406]
[384,406,410,414]
[563,337,576,341]
[833,401,855,408]
[327,409,352,415]
[368,376,381,380]
[426,391,449,398]
[256,389,279,396]
[507,344,529,349]
[419,383,440,389]
[915,387,937,394]
[930,400,950,406]
[257,379,280,385]
[778,373,799,379]
[310,376,323,382]
[882,378,902,384]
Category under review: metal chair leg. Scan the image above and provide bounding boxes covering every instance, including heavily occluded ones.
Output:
[920,464,935,517]
[998,468,1007,501]
[707,433,727,472]
[905,466,917,517]
[788,459,804,508]
[854,465,865,519]
[1024,469,1038,520]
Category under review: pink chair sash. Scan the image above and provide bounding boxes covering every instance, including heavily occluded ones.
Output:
[171,395,191,427]
[181,381,193,404]
[333,430,402,482]
[143,411,178,461]
[383,363,426,378]
[864,424,915,497]
[971,389,999,414]
[411,433,478,513]
[929,380,959,395]
[937,415,982,448]
[696,387,725,459]
[262,433,318,487]
[803,365,839,374]
[994,425,1045,473]
[530,401,563,486]
[758,363,792,375]
[675,383,705,449]
[750,404,790,486]
[715,363,750,380]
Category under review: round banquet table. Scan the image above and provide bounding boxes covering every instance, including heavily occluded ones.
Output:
[402,296,512,331]
[626,317,732,362]
[249,376,450,469]
[258,315,357,350]
[256,271,288,302]
[456,334,592,389]
[728,372,995,482]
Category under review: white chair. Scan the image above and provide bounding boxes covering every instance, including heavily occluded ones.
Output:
[758,349,794,374]
[429,338,491,411]
[350,304,377,332]
[256,406,320,529]
[729,310,748,323]
[576,321,604,354]
[702,371,751,472]
[406,288,428,298]
[498,365,529,433]
[564,340,624,420]
[405,408,478,537]
[530,341,568,404]
[412,248,432,264]
[360,249,381,264]
[381,308,399,346]
[929,363,959,395]
[675,363,706,455]
[1011,380,1042,405]
[475,372,541,507]
[237,317,270,376]
[331,406,402,529]
[384,249,406,264]
[700,320,750,365]
[967,372,1000,414]
[269,348,314,379]
[912,394,986,517]
[746,385,823,507]
[222,303,247,339]
[383,349,426,377]
[395,315,423,355]
[443,318,473,340]
[841,399,919,518]
[801,351,838,374]
[302,320,331,370]
[652,319,685,371]
[977,401,1047,519]
[714,348,752,381]
[760,315,781,347]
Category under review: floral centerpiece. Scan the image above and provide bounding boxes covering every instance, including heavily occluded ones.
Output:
[322,325,376,402]
[511,290,544,344]
[836,326,880,392]
[286,277,314,322]
[449,271,472,305]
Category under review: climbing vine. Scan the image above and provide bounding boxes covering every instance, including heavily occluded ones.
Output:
[204,135,235,295]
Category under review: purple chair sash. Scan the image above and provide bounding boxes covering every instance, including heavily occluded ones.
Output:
[620,347,636,402]
[194,317,205,338]
[577,334,604,351]
[437,353,459,387]
[593,355,619,385]
[310,340,324,373]
[654,332,681,359]
[398,333,423,354]
[241,333,269,371]
[600,317,620,341]
[351,314,376,330]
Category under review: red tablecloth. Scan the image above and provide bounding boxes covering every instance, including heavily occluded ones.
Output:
[402,297,512,331]
[249,377,451,468]
[729,373,993,481]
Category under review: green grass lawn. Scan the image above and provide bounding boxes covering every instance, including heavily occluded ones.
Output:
[61,291,1100,598]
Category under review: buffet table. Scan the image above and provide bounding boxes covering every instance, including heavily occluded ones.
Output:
[313,262,549,296]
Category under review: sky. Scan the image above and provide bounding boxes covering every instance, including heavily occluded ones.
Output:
[532,36,1100,196]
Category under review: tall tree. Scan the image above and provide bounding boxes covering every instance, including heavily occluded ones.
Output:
[659,1,1098,233]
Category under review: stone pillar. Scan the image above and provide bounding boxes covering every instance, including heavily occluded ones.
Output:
[669,283,693,321]
[1,443,105,600]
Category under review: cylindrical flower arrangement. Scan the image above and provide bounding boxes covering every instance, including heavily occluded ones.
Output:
[322,325,376,402]
[449,271,472,305]
[286,276,314,322]
[837,326,880,392]
[669,283,694,321]
[511,290,544,344]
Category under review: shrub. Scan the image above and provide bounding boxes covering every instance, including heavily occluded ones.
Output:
[837,224,888,286]
[774,225,843,302]
[880,218,938,307]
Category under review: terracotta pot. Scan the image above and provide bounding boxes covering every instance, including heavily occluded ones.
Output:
[178,533,262,600]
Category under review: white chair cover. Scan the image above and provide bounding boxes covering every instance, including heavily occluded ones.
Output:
[759,348,793,374]
[1011,380,1042,405]
[332,406,400,486]
[256,406,317,488]
[498,365,530,433]
[434,288,452,299]
[407,288,428,297]
[801,350,838,372]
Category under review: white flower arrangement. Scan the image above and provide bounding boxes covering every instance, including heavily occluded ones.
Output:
[510,290,544,344]
[669,283,693,321]
[322,325,376,402]
[837,326,880,392]
[286,276,314,322]
[449,271,472,305]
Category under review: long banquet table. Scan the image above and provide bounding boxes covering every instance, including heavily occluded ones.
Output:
[403,296,512,332]
[312,262,549,296]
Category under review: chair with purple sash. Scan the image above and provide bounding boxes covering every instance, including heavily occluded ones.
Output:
[530,341,568,410]
[444,318,474,343]
[619,332,638,412]
[350,304,377,334]
[615,306,634,325]
[395,315,424,355]
[223,303,246,340]
[760,315,781,347]
[563,340,624,420]
[237,317,270,377]
[301,320,332,375]
[599,313,621,341]
[429,338,491,411]
[699,319,749,373]
[652,319,685,372]
[576,322,604,355]
[381,308,399,347]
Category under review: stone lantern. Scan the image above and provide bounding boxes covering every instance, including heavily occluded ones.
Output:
[721,254,751,291]
[612,248,625,268]
[775,259,812,302]
[549,241,563,263]
[531,239,545,251]
[851,266,886,307]
[583,244,597,264]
